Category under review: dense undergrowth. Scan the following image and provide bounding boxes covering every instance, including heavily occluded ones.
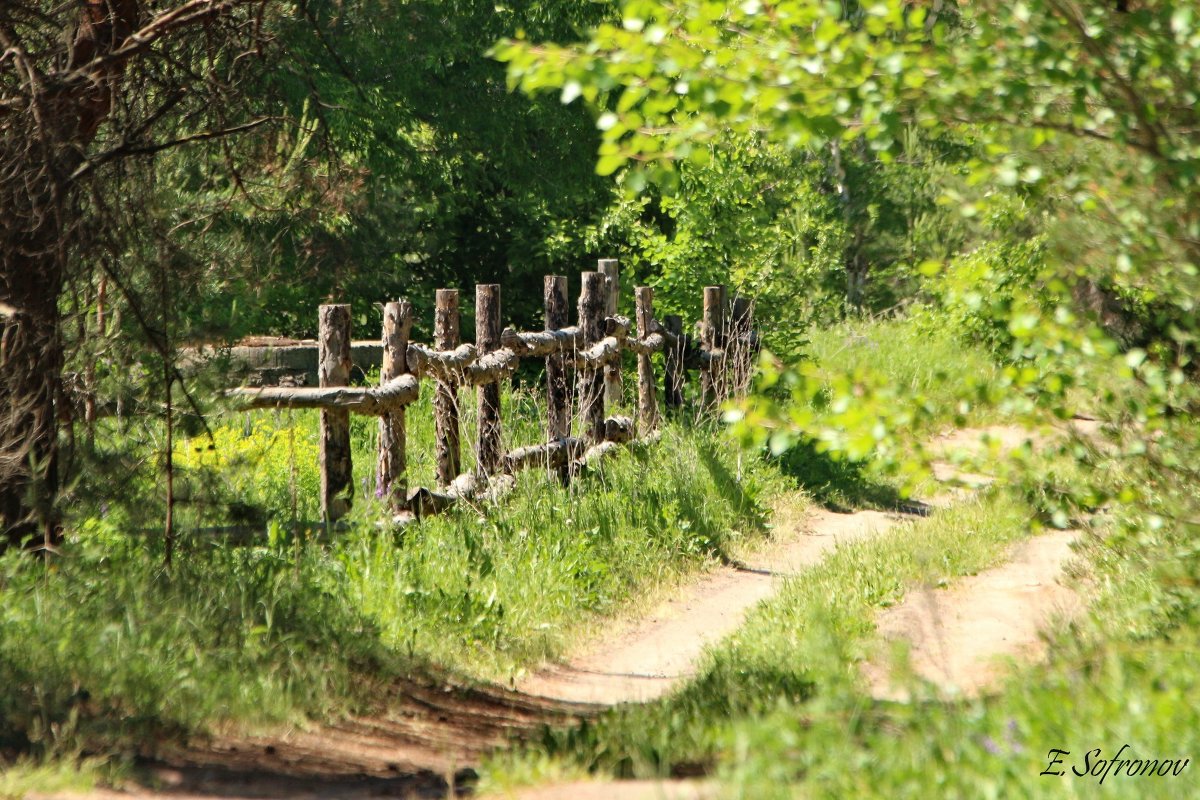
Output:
[0,382,787,776]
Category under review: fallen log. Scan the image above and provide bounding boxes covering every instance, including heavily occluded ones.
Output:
[230,374,419,415]
[503,437,587,473]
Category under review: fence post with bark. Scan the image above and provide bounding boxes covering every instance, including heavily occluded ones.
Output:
[229,264,761,525]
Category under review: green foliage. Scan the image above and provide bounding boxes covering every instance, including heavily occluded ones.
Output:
[930,236,1054,356]
[0,415,785,759]
[155,0,625,341]
[726,316,1003,502]
[482,491,1036,785]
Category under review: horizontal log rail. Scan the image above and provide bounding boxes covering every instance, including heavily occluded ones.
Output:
[502,437,586,473]
[624,332,666,355]
[406,341,477,379]
[466,348,519,385]
[230,374,418,415]
[219,265,759,528]
[501,325,582,356]
[572,335,623,369]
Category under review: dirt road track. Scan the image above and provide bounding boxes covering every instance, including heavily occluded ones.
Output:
[31,424,1090,799]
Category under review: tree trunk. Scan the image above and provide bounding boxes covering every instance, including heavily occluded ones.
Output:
[1,0,142,551]
[1,254,65,551]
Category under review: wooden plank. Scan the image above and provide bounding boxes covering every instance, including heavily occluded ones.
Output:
[598,258,623,407]
[634,286,658,432]
[476,284,503,477]
[318,303,352,523]
[578,271,608,444]
[377,300,412,509]
[434,289,461,487]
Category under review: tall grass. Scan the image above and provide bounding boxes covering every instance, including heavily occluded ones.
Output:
[481,491,1037,789]
[0,386,787,763]
[805,311,1004,432]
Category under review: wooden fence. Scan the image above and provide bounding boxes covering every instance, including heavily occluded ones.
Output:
[230,260,759,523]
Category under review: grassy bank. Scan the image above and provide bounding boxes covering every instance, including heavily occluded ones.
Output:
[0,383,787,775]
[481,316,1200,798]
[481,490,1045,792]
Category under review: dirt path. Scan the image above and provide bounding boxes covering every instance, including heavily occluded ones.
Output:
[33,423,1093,799]
[516,506,904,705]
[863,529,1084,701]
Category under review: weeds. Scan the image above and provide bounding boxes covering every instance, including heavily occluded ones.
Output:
[0,388,785,765]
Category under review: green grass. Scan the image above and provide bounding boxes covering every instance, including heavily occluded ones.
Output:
[0,388,788,770]
[480,316,1200,799]
[754,313,1011,511]
[480,490,1041,793]
[805,311,1005,433]
[0,756,113,800]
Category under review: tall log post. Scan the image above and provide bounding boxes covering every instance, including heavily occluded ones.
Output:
[663,314,685,409]
[634,286,658,433]
[318,304,353,523]
[578,271,608,444]
[700,285,727,412]
[598,258,622,407]
[544,276,571,440]
[545,275,571,482]
[476,284,503,477]
[377,300,412,509]
[434,289,461,487]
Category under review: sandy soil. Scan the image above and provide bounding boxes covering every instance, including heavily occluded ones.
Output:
[516,506,904,705]
[862,529,1084,700]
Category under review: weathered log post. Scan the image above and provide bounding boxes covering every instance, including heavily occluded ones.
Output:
[318,303,353,523]
[434,289,461,487]
[700,285,727,412]
[377,300,412,509]
[731,295,754,396]
[598,258,622,407]
[663,314,685,409]
[545,275,571,482]
[578,271,608,444]
[476,284,503,477]
[634,286,658,433]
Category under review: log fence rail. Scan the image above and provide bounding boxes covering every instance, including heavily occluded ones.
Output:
[229,260,759,524]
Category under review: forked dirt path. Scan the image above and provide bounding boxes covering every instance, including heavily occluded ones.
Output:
[34,423,1093,799]
[517,507,904,705]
